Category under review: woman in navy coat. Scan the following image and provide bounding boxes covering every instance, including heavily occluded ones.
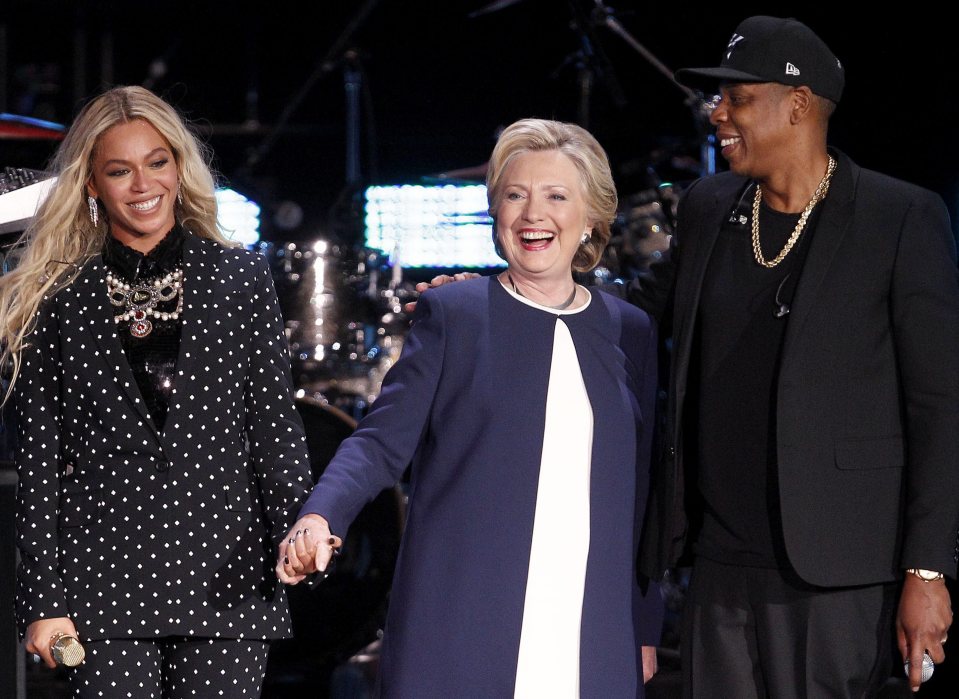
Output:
[279,118,664,697]
[1,85,314,697]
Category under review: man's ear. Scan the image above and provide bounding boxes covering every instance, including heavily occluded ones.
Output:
[790,86,813,124]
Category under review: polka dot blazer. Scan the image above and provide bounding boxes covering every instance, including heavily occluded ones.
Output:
[14,232,315,641]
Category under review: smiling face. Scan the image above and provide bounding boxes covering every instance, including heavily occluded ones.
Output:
[494,149,592,287]
[87,118,178,252]
[710,82,795,179]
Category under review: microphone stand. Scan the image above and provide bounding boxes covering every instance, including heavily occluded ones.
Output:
[591,1,716,175]
[328,48,371,247]
[243,0,380,172]
[565,0,628,130]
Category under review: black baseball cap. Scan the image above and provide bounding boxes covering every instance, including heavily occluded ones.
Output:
[675,16,844,103]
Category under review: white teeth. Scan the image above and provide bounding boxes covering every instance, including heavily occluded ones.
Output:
[520,231,553,240]
[720,137,741,148]
[129,195,161,211]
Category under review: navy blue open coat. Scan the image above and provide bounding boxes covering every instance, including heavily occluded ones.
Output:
[302,276,664,698]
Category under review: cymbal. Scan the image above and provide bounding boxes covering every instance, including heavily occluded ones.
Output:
[428,162,488,183]
[468,0,527,19]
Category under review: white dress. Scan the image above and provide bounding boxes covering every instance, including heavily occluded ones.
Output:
[506,283,594,699]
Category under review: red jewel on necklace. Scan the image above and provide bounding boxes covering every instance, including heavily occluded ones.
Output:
[130,310,153,338]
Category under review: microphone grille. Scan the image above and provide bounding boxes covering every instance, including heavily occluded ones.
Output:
[52,635,86,667]
[903,652,935,684]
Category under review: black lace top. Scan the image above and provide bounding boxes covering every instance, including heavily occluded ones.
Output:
[102,226,185,431]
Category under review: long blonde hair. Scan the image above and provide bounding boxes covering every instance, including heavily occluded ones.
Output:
[0,85,235,398]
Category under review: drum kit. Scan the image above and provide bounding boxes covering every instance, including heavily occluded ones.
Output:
[258,238,416,422]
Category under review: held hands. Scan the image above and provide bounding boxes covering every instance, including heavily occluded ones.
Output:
[275,513,342,585]
[25,616,79,669]
[402,272,482,314]
[897,574,953,691]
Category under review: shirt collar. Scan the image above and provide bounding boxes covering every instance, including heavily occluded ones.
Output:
[103,225,185,281]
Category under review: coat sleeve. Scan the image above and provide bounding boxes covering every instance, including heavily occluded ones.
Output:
[298,290,447,538]
[14,300,69,635]
[243,252,315,549]
[890,190,959,577]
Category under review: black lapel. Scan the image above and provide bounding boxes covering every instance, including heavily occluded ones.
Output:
[160,232,216,446]
[673,180,741,367]
[781,151,857,355]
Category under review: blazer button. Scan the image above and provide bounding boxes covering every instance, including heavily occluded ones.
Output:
[155,460,171,473]
[667,446,676,457]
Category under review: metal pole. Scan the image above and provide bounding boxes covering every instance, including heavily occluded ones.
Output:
[344,52,362,186]
[594,2,716,175]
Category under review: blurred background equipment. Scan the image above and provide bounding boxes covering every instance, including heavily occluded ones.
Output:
[259,239,411,422]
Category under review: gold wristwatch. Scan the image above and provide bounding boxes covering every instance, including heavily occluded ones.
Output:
[906,568,945,582]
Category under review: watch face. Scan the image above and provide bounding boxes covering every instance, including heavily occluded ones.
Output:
[910,569,943,581]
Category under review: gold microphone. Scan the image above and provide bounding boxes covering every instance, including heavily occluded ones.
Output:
[50,632,86,667]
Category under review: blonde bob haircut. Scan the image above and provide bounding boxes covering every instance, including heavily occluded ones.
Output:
[0,85,235,398]
[486,118,617,273]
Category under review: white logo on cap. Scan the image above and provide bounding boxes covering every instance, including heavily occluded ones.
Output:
[785,62,801,76]
[726,33,744,59]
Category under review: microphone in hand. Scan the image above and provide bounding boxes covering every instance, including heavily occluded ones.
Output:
[50,632,86,667]
[903,651,935,684]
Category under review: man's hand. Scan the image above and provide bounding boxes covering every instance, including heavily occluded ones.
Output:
[402,272,482,314]
[897,574,952,691]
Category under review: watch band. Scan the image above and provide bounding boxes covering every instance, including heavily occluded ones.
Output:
[906,568,945,582]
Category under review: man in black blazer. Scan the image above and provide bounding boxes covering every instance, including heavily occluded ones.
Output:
[634,15,959,697]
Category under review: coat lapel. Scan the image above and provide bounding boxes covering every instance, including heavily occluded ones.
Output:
[72,255,159,440]
[782,151,857,356]
[160,233,216,446]
[674,184,735,371]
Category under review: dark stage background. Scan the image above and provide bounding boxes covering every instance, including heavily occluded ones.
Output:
[3,2,958,247]
[2,2,958,697]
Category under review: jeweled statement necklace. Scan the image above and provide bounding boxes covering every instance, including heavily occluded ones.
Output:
[106,268,184,338]
[507,271,577,310]
[752,155,836,268]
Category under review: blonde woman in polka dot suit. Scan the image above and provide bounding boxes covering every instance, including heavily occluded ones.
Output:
[0,85,315,697]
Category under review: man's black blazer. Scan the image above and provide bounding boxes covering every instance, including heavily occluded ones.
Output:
[637,149,959,587]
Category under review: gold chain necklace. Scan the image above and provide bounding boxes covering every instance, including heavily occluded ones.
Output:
[751,155,836,268]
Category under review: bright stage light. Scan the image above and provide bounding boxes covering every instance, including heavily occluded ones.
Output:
[364,184,501,269]
[216,187,261,247]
